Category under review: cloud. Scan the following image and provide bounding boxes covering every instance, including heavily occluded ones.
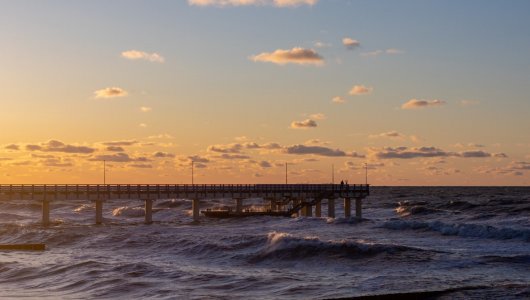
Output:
[250,47,323,65]
[285,144,363,157]
[188,0,317,7]
[369,131,404,139]
[106,146,125,152]
[89,153,150,163]
[26,140,96,154]
[314,41,331,48]
[139,123,147,128]
[460,100,480,107]
[217,153,251,160]
[361,49,404,57]
[121,50,164,63]
[342,37,360,50]
[188,155,210,163]
[4,144,19,151]
[102,140,138,146]
[309,113,326,120]
[140,106,152,112]
[153,151,175,158]
[349,85,373,96]
[94,87,128,99]
[291,119,317,129]
[401,99,446,109]
[129,163,153,168]
[370,146,507,160]
[258,160,272,168]
[40,158,74,168]
[331,96,345,104]
[208,143,244,153]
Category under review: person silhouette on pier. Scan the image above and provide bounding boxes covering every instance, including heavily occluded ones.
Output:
[340,180,344,189]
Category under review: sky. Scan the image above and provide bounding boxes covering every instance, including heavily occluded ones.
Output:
[0,0,529,185]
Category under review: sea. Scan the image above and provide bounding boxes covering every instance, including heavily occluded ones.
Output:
[0,187,529,299]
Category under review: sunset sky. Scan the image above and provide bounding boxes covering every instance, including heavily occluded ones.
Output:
[1,0,529,185]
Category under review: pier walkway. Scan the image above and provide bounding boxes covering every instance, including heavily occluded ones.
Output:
[0,184,369,225]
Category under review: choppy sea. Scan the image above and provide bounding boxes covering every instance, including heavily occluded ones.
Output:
[0,187,529,299]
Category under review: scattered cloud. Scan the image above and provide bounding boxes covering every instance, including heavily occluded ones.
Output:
[121,50,164,63]
[140,106,152,112]
[291,119,318,129]
[217,153,251,160]
[250,47,324,66]
[94,87,128,99]
[342,37,360,50]
[102,140,138,146]
[258,160,272,168]
[129,163,153,168]
[460,99,480,107]
[208,143,244,153]
[331,96,346,104]
[188,0,318,7]
[148,133,174,139]
[349,85,373,96]
[153,151,175,158]
[369,146,507,159]
[285,144,363,157]
[26,140,96,154]
[369,131,404,139]
[4,144,19,151]
[314,41,331,48]
[106,146,125,152]
[309,113,326,120]
[401,99,445,109]
[89,153,150,163]
[362,48,404,57]
[188,155,210,163]
[139,123,148,128]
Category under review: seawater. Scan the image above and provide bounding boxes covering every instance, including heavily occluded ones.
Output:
[0,187,529,299]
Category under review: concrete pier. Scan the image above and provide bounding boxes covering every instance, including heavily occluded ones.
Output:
[192,199,200,222]
[145,199,153,224]
[328,198,335,218]
[42,199,50,226]
[355,198,362,219]
[95,199,103,225]
[305,204,313,217]
[344,198,351,218]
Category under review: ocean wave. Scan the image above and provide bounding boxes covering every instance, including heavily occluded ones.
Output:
[112,206,145,218]
[382,220,530,242]
[250,231,429,262]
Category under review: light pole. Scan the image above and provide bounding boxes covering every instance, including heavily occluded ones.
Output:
[285,162,288,184]
[191,161,194,185]
[364,163,368,185]
[332,164,335,184]
[103,160,106,185]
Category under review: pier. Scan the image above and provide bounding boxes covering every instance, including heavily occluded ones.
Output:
[0,184,369,225]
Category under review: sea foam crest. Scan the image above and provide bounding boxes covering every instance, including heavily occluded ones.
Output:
[112,206,145,217]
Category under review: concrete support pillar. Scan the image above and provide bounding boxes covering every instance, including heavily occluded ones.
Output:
[315,199,322,217]
[293,199,300,217]
[269,199,276,211]
[145,199,153,224]
[95,199,103,225]
[42,199,50,226]
[236,198,243,213]
[355,198,362,219]
[344,198,351,218]
[305,204,313,217]
[192,198,200,222]
[328,198,335,218]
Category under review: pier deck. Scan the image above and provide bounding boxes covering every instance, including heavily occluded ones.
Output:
[0,184,369,225]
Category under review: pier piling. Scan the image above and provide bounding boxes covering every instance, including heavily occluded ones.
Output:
[42,199,50,226]
[145,199,153,224]
[315,199,322,217]
[344,198,351,218]
[355,198,362,219]
[95,199,103,225]
[192,198,200,222]
[328,198,335,218]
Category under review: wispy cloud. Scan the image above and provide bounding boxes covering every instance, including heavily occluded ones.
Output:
[290,119,317,129]
[188,0,317,7]
[361,48,404,57]
[349,85,373,96]
[331,96,346,104]
[4,144,19,151]
[308,113,326,120]
[102,140,138,146]
[369,131,404,139]
[94,87,128,99]
[89,153,150,163]
[140,106,152,112]
[250,47,323,65]
[369,146,507,159]
[342,37,360,50]
[401,99,445,109]
[460,99,480,107]
[121,50,164,63]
